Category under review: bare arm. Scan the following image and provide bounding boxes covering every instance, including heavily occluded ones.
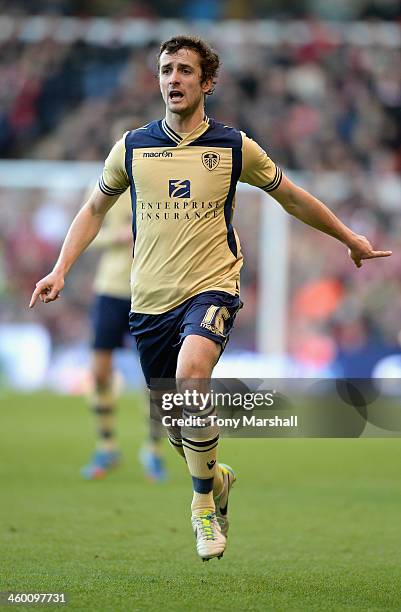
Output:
[271,174,392,268]
[29,186,119,308]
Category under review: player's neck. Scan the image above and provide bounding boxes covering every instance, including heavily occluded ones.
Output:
[165,106,205,134]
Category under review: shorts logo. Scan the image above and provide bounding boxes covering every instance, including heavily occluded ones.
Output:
[202,151,220,171]
[169,179,191,198]
[200,305,230,336]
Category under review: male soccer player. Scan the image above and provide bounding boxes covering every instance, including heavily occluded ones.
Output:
[81,119,166,482]
[30,36,391,561]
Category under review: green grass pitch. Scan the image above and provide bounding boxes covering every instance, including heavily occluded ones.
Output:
[1,392,401,611]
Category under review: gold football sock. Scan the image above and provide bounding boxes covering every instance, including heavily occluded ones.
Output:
[182,405,218,515]
[91,383,117,451]
[168,435,224,493]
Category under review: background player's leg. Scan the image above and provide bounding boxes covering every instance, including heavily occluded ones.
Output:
[81,350,120,479]
[149,390,186,460]
[92,350,117,450]
[139,392,167,481]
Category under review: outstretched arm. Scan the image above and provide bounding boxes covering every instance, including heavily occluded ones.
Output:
[29,186,119,308]
[271,174,392,268]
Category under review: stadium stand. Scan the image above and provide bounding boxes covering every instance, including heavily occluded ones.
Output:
[1,11,400,381]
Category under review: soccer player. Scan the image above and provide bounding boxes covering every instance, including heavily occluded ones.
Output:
[81,119,166,482]
[30,36,391,561]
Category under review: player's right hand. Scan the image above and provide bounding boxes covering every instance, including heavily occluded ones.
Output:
[29,272,64,308]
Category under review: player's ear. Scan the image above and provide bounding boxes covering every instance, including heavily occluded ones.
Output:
[201,77,214,95]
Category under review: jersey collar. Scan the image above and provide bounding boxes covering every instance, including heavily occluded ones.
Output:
[162,116,210,147]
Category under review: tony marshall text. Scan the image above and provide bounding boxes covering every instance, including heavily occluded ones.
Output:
[162,415,298,429]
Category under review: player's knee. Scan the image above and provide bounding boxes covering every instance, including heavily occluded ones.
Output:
[176,358,210,380]
[176,363,211,415]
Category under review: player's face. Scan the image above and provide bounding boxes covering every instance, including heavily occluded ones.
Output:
[159,48,212,117]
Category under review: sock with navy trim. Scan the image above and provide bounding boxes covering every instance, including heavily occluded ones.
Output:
[182,404,218,515]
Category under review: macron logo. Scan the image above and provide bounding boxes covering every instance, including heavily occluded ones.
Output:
[169,179,191,198]
[143,151,173,158]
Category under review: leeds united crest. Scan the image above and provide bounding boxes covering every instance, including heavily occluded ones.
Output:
[202,151,220,171]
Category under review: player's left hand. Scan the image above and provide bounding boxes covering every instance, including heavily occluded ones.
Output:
[348,234,392,268]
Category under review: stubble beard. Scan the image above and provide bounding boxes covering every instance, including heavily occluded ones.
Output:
[168,94,204,120]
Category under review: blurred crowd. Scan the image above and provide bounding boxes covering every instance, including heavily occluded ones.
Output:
[1,17,401,378]
[2,0,401,19]
[0,186,95,345]
[1,26,401,175]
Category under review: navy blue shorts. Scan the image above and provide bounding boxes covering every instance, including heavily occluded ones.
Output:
[91,294,132,350]
[129,291,242,389]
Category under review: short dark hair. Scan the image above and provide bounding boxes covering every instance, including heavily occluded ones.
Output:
[157,35,220,95]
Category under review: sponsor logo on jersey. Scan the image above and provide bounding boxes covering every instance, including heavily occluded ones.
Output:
[202,151,220,171]
[169,179,191,198]
[140,200,220,221]
[143,151,173,158]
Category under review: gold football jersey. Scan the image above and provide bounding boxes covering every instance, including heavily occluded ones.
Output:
[99,117,281,314]
[92,189,132,300]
